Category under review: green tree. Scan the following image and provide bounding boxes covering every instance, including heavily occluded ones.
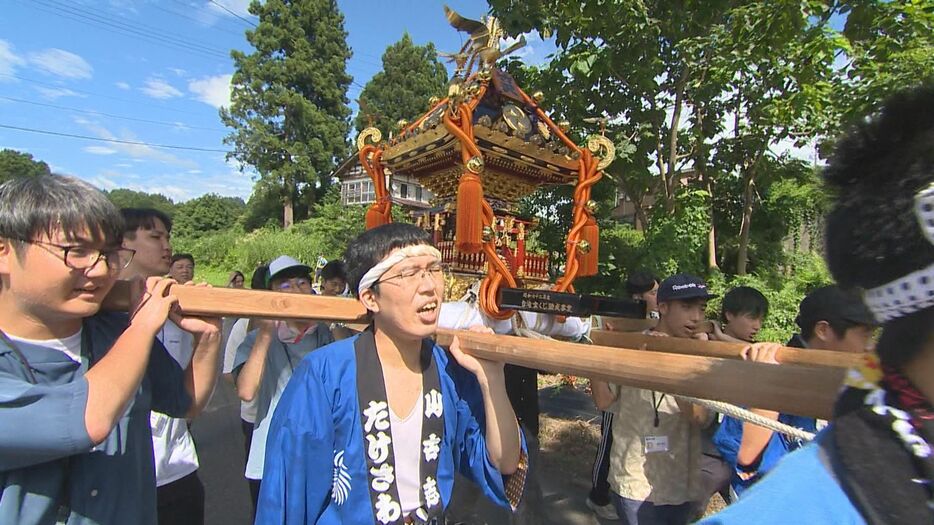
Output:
[490,1,931,279]
[173,194,246,239]
[828,1,934,145]
[241,185,289,231]
[222,0,353,228]
[0,149,51,182]
[353,33,448,137]
[106,188,176,216]
[686,2,842,274]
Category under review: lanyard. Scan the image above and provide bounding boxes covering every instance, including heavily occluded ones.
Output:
[651,391,666,428]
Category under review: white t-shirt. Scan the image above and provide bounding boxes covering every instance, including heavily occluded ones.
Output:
[7,330,83,363]
[390,390,424,515]
[151,320,199,486]
[223,318,258,423]
[438,301,591,338]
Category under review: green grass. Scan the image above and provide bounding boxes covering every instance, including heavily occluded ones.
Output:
[194,266,240,287]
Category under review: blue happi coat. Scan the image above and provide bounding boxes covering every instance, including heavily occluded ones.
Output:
[256,334,527,524]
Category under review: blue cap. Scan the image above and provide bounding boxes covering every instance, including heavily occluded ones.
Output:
[657,273,717,302]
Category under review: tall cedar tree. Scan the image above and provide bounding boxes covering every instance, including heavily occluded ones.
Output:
[354,33,448,137]
[222,0,352,227]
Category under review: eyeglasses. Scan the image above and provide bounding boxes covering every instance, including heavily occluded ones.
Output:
[376,263,445,287]
[13,238,136,271]
[275,277,313,291]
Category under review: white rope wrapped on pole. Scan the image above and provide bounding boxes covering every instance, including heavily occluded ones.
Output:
[673,395,817,442]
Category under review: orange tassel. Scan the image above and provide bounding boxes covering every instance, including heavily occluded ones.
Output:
[365,202,389,229]
[455,173,484,253]
[578,215,599,277]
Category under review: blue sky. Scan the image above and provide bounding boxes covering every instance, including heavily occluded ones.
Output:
[0,0,554,202]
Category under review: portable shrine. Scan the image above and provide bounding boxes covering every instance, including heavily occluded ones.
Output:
[355,6,633,320]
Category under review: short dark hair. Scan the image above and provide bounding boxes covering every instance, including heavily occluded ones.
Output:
[170,253,194,266]
[721,286,769,323]
[250,264,269,290]
[321,260,347,282]
[344,223,433,295]
[626,270,659,296]
[823,83,934,368]
[0,174,124,249]
[800,317,861,342]
[121,208,173,237]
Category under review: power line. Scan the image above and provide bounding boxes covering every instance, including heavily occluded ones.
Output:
[208,0,257,27]
[0,96,227,132]
[23,0,230,60]
[151,4,246,38]
[0,124,230,153]
[0,74,208,117]
[36,0,231,56]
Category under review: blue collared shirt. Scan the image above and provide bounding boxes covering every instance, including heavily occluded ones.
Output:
[0,312,191,525]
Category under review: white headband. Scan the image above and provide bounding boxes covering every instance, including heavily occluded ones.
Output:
[356,244,442,297]
[864,182,934,322]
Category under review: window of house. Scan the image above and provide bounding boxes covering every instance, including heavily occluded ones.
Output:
[400,183,408,199]
[362,181,375,202]
[415,185,423,201]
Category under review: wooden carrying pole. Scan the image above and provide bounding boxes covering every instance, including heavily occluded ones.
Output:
[103,281,844,419]
[102,279,370,323]
[591,330,862,369]
[435,330,842,420]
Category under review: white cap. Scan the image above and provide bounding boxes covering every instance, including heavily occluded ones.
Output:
[267,255,312,284]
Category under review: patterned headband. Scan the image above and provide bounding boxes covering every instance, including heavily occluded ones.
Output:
[863,182,934,322]
[356,244,442,298]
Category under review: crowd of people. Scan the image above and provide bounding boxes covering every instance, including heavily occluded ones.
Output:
[0,84,932,525]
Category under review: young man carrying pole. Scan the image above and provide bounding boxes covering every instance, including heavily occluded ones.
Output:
[121,208,217,525]
[711,285,876,500]
[0,176,221,524]
[590,273,715,525]
[588,271,661,520]
[257,223,526,524]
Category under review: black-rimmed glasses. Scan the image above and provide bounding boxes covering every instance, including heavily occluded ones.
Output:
[13,238,136,271]
[376,263,445,287]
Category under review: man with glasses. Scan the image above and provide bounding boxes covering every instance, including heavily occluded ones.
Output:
[0,175,221,525]
[232,255,334,494]
[121,208,221,525]
[256,224,526,524]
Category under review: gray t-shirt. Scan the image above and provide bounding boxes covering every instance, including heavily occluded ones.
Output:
[233,322,333,479]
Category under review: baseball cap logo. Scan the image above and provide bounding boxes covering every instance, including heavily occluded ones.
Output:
[671,283,702,291]
[657,273,718,302]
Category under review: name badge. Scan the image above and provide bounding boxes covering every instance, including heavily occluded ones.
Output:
[644,435,669,454]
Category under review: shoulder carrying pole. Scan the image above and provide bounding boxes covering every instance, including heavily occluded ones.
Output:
[104,280,843,419]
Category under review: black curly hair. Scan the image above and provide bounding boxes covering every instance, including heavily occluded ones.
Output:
[823,81,934,368]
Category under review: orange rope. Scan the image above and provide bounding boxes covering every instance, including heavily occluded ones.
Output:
[360,145,391,227]
[555,150,601,292]
[479,200,518,320]
[441,80,516,319]
[513,83,604,292]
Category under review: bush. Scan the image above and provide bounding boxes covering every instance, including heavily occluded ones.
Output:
[172,186,415,277]
[172,226,318,274]
[705,252,832,343]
